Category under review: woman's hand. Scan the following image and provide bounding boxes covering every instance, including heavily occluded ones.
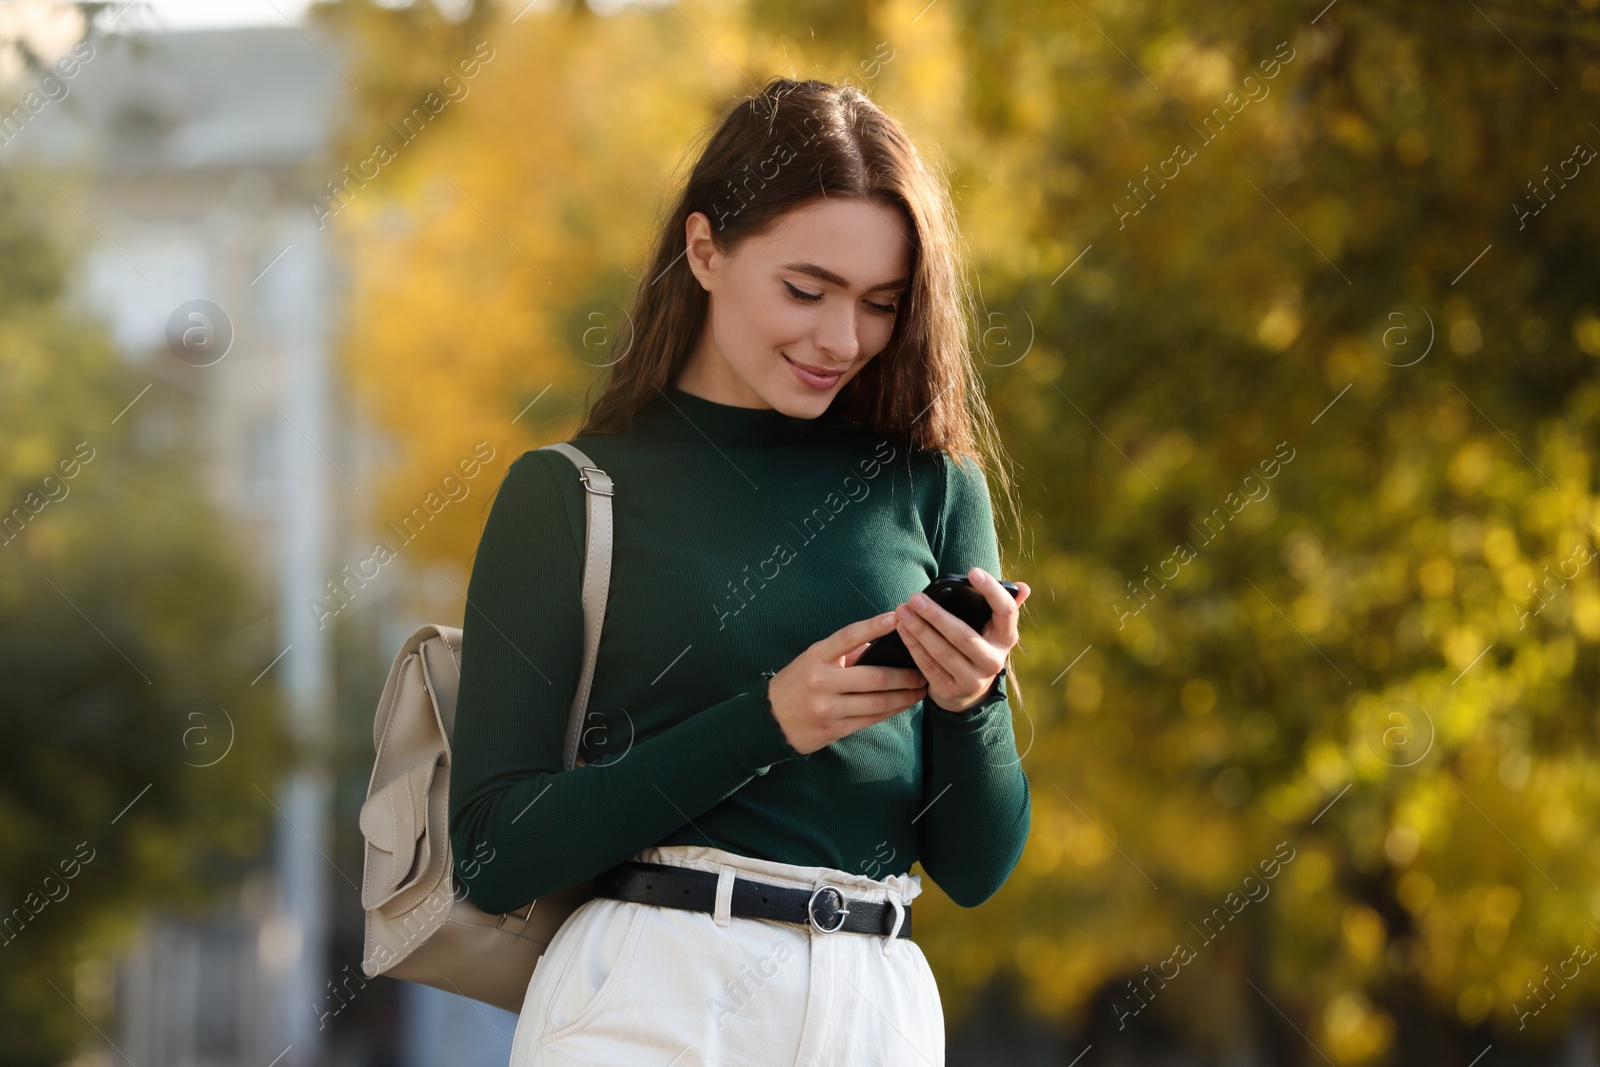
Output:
[895,567,1030,713]
[767,611,930,756]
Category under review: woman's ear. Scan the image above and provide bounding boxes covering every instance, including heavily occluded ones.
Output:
[683,211,719,292]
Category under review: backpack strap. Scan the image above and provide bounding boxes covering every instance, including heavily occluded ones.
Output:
[539,443,614,772]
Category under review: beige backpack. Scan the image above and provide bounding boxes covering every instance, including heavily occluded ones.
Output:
[358,442,614,1013]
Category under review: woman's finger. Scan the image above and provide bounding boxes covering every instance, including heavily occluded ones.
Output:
[899,618,956,689]
[835,685,932,724]
[820,611,901,664]
[970,568,1023,646]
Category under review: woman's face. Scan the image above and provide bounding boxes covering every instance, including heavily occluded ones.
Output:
[678,196,913,417]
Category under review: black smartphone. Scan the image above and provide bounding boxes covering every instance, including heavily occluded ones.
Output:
[854,574,1021,670]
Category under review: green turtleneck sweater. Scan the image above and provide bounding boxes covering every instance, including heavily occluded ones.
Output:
[447,386,1030,914]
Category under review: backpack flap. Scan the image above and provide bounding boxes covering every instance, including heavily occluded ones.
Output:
[360,751,445,913]
[362,628,457,918]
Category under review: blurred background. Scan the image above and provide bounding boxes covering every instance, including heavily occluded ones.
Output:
[3,0,1599,1064]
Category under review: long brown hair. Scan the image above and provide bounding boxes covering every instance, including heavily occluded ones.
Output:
[575,75,1028,705]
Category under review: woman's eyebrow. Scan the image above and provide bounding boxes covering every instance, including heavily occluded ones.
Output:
[779,261,910,291]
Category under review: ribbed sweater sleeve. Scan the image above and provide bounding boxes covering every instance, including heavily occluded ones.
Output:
[915,452,1032,907]
[447,449,802,916]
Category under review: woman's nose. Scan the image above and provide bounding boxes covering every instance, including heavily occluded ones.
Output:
[816,305,862,364]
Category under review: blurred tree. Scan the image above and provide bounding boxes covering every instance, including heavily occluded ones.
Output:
[0,166,289,1064]
[936,1,1600,1063]
[323,0,1600,1063]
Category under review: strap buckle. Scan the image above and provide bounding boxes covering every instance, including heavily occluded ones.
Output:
[807,883,851,934]
[578,466,614,497]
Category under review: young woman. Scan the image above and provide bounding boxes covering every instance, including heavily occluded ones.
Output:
[448,76,1032,1066]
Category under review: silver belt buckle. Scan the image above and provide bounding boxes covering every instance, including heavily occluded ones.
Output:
[806,883,850,933]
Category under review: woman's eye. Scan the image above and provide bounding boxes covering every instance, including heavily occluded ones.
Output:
[783,279,897,315]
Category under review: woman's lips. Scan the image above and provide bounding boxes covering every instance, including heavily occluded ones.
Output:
[784,353,844,389]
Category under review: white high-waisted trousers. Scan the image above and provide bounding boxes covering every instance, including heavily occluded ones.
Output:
[507,843,945,1066]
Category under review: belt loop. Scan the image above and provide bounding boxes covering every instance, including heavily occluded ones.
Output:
[882,894,905,956]
[713,865,735,927]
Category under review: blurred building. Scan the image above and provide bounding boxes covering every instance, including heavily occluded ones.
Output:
[2,21,513,1067]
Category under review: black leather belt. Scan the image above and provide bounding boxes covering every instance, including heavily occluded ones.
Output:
[592,861,913,939]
